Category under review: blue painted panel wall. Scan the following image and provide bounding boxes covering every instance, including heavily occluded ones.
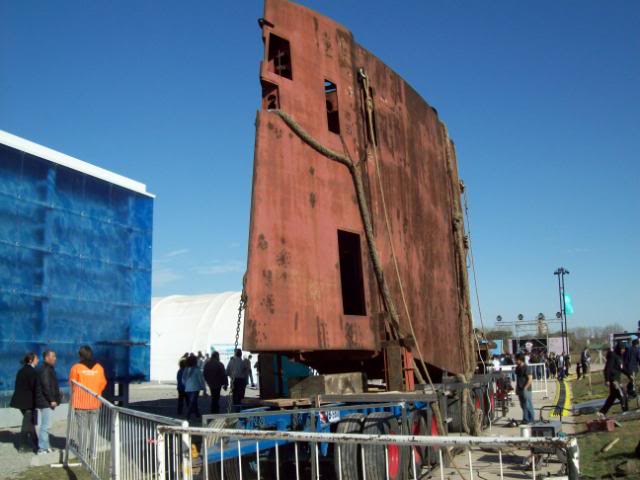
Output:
[0,143,153,397]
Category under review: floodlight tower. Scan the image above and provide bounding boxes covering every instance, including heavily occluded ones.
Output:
[554,267,570,355]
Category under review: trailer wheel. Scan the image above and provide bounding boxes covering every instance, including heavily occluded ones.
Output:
[333,413,364,480]
[208,456,255,480]
[409,411,428,475]
[447,396,462,433]
[362,412,408,480]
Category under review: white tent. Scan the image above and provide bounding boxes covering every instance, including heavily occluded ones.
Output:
[150,292,246,382]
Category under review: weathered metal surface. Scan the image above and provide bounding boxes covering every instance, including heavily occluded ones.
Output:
[245,0,473,377]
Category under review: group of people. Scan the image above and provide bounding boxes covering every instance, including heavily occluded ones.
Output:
[176,349,255,419]
[496,340,640,424]
[9,346,106,455]
[491,350,575,380]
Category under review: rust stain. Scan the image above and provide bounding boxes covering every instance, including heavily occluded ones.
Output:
[275,249,290,268]
[257,234,268,250]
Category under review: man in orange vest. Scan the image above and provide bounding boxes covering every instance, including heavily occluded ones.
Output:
[69,346,107,458]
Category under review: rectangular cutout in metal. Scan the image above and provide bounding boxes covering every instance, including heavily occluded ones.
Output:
[268,34,293,80]
[325,80,340,134]
[337,229,366,316]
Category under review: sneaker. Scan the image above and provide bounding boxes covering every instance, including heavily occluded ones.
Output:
[36,449,49,455]
[596,412,606,420]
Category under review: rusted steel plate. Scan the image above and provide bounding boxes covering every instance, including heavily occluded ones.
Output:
[244,0,472,377]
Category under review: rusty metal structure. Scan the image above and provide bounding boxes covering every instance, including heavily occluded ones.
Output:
[244,0,474,390]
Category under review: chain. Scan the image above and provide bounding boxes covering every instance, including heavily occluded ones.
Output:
[227,290,246,413]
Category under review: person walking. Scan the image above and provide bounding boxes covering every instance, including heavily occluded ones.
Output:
[35,350,62,454]
[69,346,107,458]
[227,349,248,408]
[176,358,187,416]
[515,353,534,424]
[203,352,228,414]
[10,353,39,453]
[183,354,205,419]
[599,344,632,417]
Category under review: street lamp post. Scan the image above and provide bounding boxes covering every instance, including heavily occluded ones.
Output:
[554,267,570,356]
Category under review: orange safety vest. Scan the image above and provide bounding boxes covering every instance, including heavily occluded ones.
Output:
[69,362,107,410]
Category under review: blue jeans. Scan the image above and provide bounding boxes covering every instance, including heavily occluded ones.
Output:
[186,391,200,419]
[518,389,534,424]
[38,407,53,450]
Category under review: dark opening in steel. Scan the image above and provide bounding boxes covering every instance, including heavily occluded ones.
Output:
[337,229,366,316]
[261,81,280,110]
[325,80,340,134]
[268,34,293,80]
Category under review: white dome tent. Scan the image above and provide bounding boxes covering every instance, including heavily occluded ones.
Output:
[150,291,253,382]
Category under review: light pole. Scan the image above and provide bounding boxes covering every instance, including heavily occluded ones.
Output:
[554,267,570,356]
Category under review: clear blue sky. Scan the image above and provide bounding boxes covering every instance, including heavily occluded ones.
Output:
[2,1,638,331]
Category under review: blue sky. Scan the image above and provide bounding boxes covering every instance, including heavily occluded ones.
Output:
[2,1,638,331]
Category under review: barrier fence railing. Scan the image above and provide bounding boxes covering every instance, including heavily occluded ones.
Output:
[65,380,188,480]
[528,363,549,399]
[156,424,580,480]
[489,363,549,399]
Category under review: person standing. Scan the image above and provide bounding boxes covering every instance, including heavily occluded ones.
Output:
[227,349,248,407]
[245,354,255,388]
[35,350,62,454]
[515,353,534,424]
[203,352,228,414]
[580,348,591,379]
[599,344,631,417]
[556,354,565,380]
[10,353,39,453]
[176,358,187,416]
[69,346,107,458]
[624,339,639,384]
[183,354,205,419]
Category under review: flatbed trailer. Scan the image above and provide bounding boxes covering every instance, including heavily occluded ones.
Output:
[201,373,506,479]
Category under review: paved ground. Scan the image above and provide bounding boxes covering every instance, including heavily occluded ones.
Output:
[0,382,258,479]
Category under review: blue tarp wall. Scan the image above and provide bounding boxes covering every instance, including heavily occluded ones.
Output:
[0,142,153,398]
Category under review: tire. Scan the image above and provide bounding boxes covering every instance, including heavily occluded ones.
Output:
[333,413,364,480]
[209,456,257,480]
[362,412,408,480]
[207,429,258,480]
[409,410,428,475]
[447,396,463,433]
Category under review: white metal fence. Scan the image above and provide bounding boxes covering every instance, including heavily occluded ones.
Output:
[65,380,188,480]
[65,382,579,480]
[156,423,580,480]
[489,363,549,399]
[528,363,549,399]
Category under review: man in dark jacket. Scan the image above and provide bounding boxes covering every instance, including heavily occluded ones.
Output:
[10,352,39,452]
[35,350,62,454]
[624,339,639,383]
[203,351,228,414]
[599,344,631,417]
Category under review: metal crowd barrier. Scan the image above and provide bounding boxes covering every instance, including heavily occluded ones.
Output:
[156,424,580,480]
[528,363,549,399]
[65,380,188,480]
[489,363,549,399]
